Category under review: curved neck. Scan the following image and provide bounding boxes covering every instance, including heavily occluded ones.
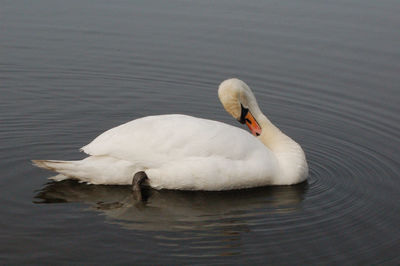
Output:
[248,103,284,149]
[254,111,308,185]
[256,113,283,148]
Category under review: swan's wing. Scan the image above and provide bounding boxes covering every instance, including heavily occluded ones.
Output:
[80,114,278,189]
[81,114,268,163]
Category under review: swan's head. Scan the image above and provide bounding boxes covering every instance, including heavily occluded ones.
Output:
[218,78,262,137]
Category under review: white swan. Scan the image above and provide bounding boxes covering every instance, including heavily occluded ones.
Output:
[33,78,308,190]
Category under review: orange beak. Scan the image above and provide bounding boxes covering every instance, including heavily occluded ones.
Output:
[244,111,262,136]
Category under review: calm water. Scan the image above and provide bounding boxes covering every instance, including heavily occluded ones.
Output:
[1,0,400,264]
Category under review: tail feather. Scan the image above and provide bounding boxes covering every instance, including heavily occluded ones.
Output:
[32,159,83,181]
[32,157,137,185]
[32,160,77,172]
[49,174,69,182]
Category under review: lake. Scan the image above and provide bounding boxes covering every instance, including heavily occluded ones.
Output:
[1,0,399,264]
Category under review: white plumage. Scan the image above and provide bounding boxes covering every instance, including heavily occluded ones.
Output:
[33,78,308,190]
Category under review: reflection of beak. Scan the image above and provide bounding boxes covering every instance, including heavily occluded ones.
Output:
[244,111,262,136]
[239,105,262,137]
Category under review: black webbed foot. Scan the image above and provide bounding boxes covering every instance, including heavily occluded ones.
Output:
[132,171,149,201]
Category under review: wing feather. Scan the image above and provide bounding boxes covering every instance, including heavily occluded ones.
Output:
[81,114,268,164]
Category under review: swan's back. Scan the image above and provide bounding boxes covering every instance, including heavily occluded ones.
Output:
[82,114,269,161]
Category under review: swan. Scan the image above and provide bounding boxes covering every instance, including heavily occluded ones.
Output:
[33,78,308,191]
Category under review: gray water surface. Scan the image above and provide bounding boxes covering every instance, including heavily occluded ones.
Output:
[1,0,400,264]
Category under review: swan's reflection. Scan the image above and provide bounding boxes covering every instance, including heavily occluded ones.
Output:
[34,180,307,232]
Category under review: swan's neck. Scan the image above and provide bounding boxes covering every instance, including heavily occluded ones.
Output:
[256,112,308,185]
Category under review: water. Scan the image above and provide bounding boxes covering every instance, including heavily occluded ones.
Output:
[1,0,399,264]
